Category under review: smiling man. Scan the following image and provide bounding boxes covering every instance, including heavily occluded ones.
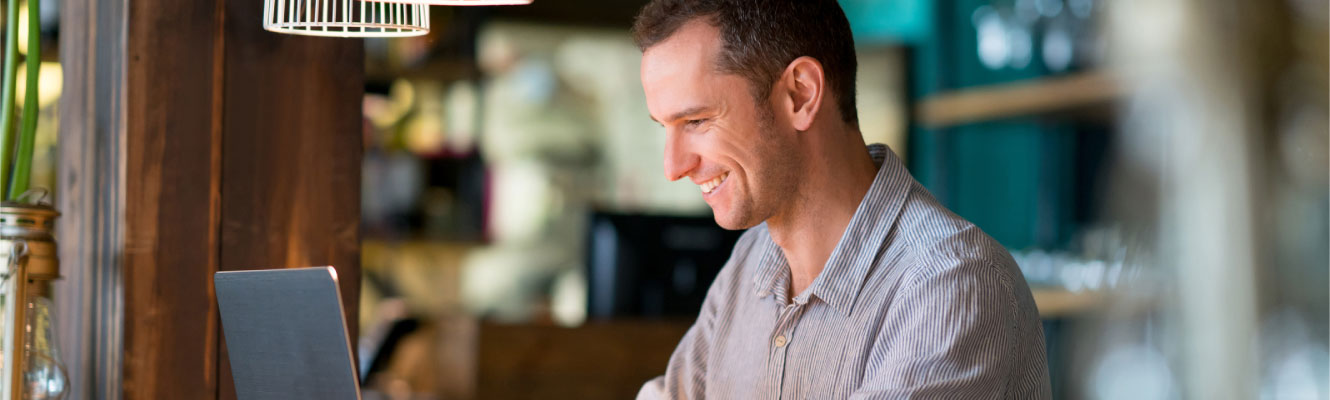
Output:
[632,0,1050,399]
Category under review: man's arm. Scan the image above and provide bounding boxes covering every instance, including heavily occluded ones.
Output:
[850,260,1035,399]
[637,286,718,400]
[639,228,761,400]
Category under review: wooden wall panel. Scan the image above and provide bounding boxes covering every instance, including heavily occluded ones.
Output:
[122,0,225,398]
[58,0,363,398]
[215,0,364,399]
[218,0,363,313]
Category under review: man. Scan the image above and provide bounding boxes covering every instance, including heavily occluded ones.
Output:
[632,0,1051,398]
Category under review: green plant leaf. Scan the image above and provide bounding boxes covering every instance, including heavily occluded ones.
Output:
[10,0,38,200]
[0,0,21,200]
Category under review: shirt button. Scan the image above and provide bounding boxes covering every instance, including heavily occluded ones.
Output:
[774,335,788,348]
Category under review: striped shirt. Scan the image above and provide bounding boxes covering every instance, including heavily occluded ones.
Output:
[638,144,1051,399]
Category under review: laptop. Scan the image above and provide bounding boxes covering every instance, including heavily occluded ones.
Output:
[215,267,361,400]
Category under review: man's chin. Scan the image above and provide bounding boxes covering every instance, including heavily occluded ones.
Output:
[710,209,759,231]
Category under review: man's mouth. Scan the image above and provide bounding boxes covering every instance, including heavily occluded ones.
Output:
[699,172,729,194]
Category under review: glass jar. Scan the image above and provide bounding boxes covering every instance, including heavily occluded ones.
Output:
[0,203,65,400]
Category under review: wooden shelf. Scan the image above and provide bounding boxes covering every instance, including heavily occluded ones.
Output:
[915,71,1121,128]
[1032,288,1102,318]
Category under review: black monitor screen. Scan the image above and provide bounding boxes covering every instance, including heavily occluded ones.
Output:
[585,212,745,318]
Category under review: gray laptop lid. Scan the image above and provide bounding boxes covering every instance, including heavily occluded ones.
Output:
[215,267,361,400]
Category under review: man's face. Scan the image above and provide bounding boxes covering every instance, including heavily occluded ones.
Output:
[641,20,801,230]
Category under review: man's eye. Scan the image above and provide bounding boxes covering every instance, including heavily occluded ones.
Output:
[685,119,707,128]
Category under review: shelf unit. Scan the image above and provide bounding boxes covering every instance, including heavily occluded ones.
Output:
[915,70,1121,128]
[1032,288,1101,318]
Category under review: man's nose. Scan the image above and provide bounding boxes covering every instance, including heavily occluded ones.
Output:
[663,132,698,182]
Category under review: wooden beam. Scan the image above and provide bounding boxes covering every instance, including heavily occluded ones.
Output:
[120,0,228,397]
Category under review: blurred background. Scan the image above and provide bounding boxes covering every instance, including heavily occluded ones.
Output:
[342,0,1324,398]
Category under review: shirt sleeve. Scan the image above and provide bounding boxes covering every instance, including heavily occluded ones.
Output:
[636,285,717,400]
[638,228,762,400]
[849,260,1021,399]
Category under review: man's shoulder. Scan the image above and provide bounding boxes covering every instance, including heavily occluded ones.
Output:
[883,195,1039,327]
[890,185,1022,289]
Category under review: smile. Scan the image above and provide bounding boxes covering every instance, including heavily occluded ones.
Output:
[699,172,729,194]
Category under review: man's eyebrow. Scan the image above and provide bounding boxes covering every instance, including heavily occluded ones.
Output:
[650,106,710,125]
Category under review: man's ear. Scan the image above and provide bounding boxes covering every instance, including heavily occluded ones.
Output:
[776,56,826,132]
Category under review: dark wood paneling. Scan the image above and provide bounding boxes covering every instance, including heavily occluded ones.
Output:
[217,0,362,294]
[59,0,363,398]
[122,0,226,398]
[215,0,364,398]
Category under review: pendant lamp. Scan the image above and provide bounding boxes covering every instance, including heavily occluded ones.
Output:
[263,0,430,37]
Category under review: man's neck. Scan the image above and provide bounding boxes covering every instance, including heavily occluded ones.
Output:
[766,131,878,298]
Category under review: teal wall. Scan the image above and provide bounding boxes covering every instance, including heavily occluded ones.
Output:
[842,0,934,45]
[898,0,1082,250]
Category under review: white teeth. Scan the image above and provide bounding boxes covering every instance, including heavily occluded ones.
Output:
[699,172,728,194]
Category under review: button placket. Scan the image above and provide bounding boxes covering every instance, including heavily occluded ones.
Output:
[768,302,806,398]
[772,303,804,347]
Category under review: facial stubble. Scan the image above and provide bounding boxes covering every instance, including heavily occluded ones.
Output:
[718,106,803,230]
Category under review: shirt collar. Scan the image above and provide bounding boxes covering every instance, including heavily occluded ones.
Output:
[750,233,790,304]
[751,144,912,316]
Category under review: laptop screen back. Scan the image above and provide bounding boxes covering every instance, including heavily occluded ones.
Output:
[215,267,360,400]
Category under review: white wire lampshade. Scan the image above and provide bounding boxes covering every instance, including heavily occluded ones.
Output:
[369,0,532,5]
[264,0,430,38]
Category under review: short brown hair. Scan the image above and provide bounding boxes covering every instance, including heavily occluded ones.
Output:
[631,0,859,126]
